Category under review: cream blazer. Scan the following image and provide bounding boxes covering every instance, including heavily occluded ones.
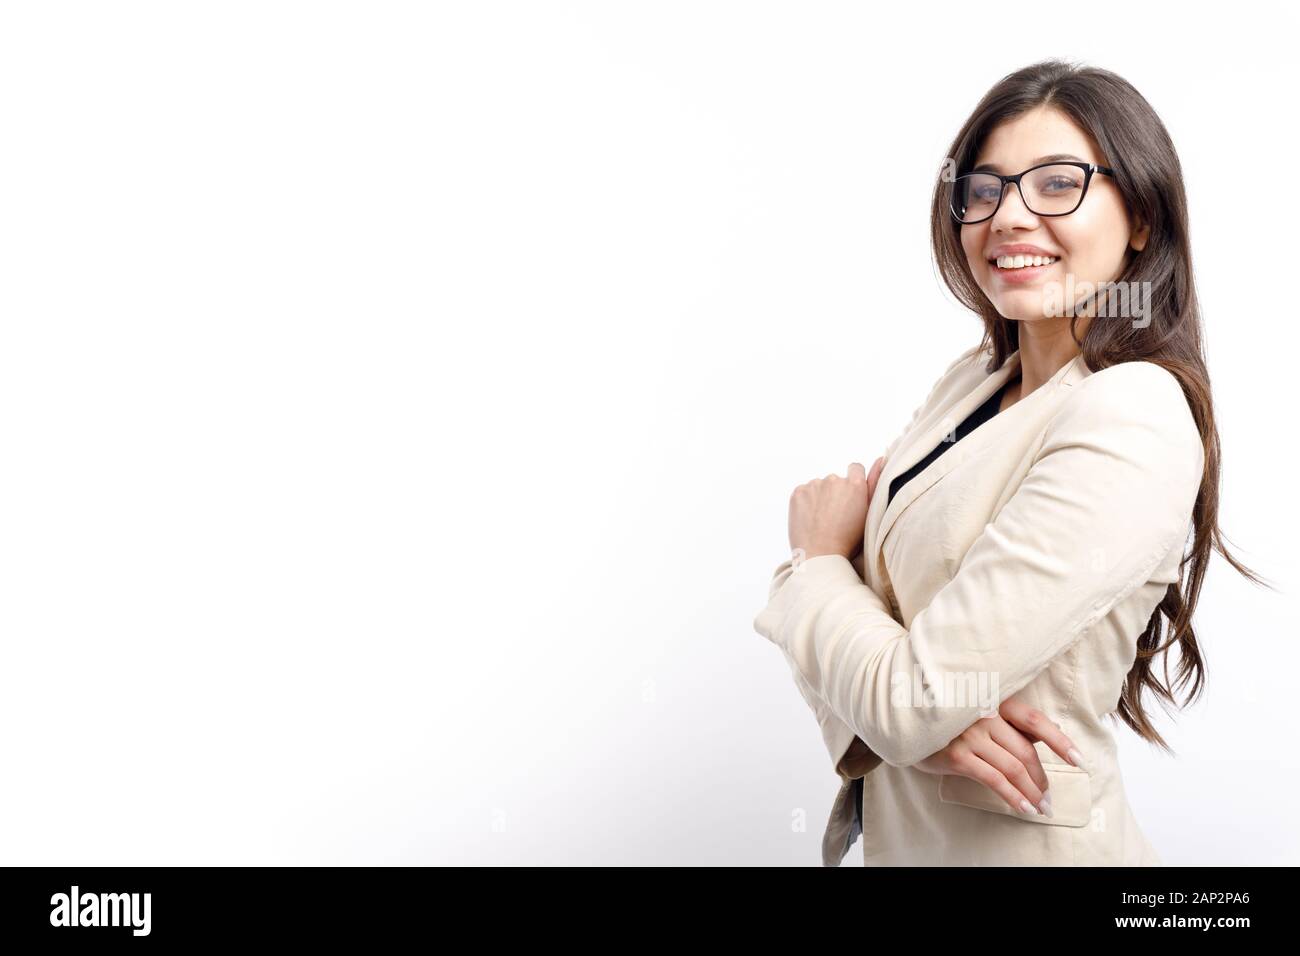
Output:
[753,343,1204,866]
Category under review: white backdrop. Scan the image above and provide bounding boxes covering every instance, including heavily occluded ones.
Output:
[1,1,1295,865]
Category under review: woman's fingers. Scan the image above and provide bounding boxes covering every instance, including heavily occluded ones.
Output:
[972,729,1051,816]
[867,456,884,500]
[789,465,872,558]
[951,748,1046,818]
[865,456,885,508]
[987,717,1049,794]
[998,697,1088,771]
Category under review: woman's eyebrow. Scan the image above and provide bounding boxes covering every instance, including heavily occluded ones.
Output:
[970,153,1089,173]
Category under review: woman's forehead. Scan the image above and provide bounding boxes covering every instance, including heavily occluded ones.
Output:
[973,108,1101,169]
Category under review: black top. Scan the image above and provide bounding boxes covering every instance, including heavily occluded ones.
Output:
[886,377,1016,507]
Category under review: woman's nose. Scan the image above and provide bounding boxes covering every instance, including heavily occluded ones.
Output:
[989,183,1039,231]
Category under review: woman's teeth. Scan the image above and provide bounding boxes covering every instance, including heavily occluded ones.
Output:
[995,254,1058,270]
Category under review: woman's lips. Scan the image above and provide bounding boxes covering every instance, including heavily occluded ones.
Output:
[991,259,1059,284]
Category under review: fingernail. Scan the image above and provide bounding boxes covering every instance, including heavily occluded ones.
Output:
[1067,747,1089,771]
[1018,799,1036,815]
[1038,792,1054,818]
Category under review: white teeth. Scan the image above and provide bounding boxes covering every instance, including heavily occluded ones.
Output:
[994,254,1058,270]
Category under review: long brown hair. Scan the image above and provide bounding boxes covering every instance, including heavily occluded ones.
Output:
[929,58,1274,750]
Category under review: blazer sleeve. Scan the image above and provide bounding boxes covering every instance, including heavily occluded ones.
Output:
[752,361,1204,769]
[760,559,882,781]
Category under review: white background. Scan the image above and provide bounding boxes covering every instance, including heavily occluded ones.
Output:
[1,1,1295,865]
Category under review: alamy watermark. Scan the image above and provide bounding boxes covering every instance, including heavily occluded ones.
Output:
[1043,275,1152,329]
[890,668,1000,717]
[49,885,151,936]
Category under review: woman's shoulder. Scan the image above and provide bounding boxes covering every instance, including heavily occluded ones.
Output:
[896,341,1003,418]
[913,341,994,393]
[940,341,993,378]
[1051,359,1203,482]
[1068,359,1194,429]
[917,342,1000,405]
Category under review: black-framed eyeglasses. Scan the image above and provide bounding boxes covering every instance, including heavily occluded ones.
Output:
[949,161,1115,224]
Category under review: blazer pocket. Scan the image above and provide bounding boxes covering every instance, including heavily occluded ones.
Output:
[938,763,1092,828]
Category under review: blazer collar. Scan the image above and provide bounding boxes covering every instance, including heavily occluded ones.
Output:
[866,348,1088,582]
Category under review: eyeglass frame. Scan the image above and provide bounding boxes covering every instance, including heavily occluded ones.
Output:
[949,161,1116,224]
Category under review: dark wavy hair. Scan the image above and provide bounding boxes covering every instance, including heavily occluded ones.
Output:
[928,58,1274,750]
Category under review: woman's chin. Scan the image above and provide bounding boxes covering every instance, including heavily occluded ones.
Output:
[992,298,1066,324]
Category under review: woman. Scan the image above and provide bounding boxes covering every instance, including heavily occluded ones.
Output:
[753,59,1268,866]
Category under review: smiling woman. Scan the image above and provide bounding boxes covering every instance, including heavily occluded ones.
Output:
[754,58,1271,867]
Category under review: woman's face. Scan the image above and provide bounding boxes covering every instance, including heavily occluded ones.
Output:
[959,105,1147,325]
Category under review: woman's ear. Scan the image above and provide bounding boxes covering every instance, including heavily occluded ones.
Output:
[1129,219,1150,253]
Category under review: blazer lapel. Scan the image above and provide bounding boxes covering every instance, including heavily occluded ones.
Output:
[867,349,1021,559]
[864,349,1089,596]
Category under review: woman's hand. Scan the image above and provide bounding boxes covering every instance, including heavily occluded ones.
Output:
[910,697,1088,818]
[789,457,885,560]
